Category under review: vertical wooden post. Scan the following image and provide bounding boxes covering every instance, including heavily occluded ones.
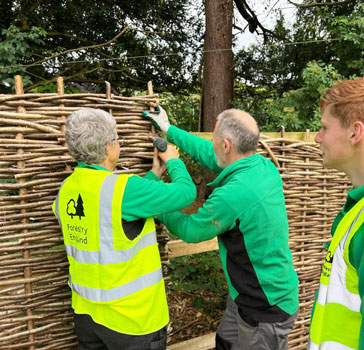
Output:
[301,128,311,347]
[280,125,285,138]
[57,77,66,139]
[15,75,35,350]
[147,81,156,134]
[280,126,286,188]
[280,126,286,174]
[105,81,112,115]
[57,77,71,173]
[305,129,310,142]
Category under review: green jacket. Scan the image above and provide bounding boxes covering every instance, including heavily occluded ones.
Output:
[159,126,299,322]
[328,185,364,349]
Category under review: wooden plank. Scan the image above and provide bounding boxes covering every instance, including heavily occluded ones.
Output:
[262,131,317,142]
[168,332,215,350]
[167,238,218,258]
[192,131,318,142]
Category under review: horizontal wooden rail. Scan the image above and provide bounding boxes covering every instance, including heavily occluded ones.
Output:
[168,333,215,350]
[193,131,318,142]
[167,238,218,258]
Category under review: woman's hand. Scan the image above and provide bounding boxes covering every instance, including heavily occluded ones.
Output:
[151,144,179,178]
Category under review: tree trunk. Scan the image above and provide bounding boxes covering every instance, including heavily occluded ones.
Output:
[202,0,234,132]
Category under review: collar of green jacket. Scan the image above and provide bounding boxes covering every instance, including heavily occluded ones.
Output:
[345,185,364,209]
[77,162,111,172]
[208,153,260,187]
[331,184,364,236]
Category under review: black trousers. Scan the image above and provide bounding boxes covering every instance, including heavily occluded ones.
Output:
[74,313,167,350]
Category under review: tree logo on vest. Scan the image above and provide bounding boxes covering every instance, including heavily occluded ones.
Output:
[67,194,85,220]
[322,250,333,280]
[325,251,333,264]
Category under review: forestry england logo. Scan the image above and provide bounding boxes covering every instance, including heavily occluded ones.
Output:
[67,194,85,220]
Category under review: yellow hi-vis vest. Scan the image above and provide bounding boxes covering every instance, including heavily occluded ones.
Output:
[52,167,169,335]
[308,196,364,350]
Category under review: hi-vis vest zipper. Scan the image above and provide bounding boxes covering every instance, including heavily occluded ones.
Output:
[308,196,364,350]
[52,167,168,335]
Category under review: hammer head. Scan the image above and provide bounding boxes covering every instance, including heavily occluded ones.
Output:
[153,137,168,152]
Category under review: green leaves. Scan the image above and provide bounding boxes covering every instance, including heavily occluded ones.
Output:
[233,2,364,132]
[168,251,227,293]
[329,3,364,76]
[160,92,200,132]
[0,1,203,93]
[0,25,45,91]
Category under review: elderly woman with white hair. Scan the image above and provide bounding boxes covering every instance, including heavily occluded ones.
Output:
[52,108,196,350]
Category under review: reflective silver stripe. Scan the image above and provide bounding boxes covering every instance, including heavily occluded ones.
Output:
[54,193,60,223]
[309,339,355,350]
[69,268,163,302]
[62,174,157,264]
[64,231,157,264]
[99,174,118,252]
[343,205,364,246]
[57,173,160,301]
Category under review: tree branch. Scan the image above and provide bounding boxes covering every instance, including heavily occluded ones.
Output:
[25,65,101,91]
[233,0,276,40]
[45,31,94,44]
[287,0,355,8]
[26,27,129,68]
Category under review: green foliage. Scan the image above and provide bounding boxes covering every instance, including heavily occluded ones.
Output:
[0,25,45,90]
[29,83,81,93]
[160,92,200,132]
[234,61,344,131]
[168,252,227,319]
[193,293,227,318]
[168,251,227,294]
[0,0,203,93]
[234,2,363,132]
[328,2,364,76]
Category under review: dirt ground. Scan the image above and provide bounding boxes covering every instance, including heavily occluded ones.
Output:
[167,289,225,346]
[165,179,224,347]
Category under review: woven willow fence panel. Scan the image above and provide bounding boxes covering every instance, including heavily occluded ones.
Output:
[0,77,160,350]
[258,136,350,350]
[0,76,351,350]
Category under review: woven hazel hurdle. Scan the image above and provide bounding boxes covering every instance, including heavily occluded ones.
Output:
[258,133,351,349]
[0,75,351,349]
[0,76,165,350]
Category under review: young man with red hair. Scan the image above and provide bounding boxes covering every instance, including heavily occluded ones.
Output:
[309,78,364,350]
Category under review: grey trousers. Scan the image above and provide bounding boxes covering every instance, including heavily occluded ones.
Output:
[216,295,298,350]
[74,313,166,350]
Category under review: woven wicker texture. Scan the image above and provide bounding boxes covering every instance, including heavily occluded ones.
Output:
[0,77,161,349]
[0,77,351,349]
[259,135,350,349]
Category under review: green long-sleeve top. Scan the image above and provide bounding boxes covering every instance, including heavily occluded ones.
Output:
[330,186,364,349]
[78,157,196,221]
[159,126,299,322]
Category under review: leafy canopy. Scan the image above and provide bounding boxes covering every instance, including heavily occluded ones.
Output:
[0,0,203,93]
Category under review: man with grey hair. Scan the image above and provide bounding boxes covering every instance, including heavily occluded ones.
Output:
[52,108,196,350]
[143,107,299,350]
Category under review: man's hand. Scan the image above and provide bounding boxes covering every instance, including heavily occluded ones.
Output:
[143,106,171,133]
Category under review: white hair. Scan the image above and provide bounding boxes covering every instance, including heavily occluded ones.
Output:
[216,109,259,153]
[65,108,117,163]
